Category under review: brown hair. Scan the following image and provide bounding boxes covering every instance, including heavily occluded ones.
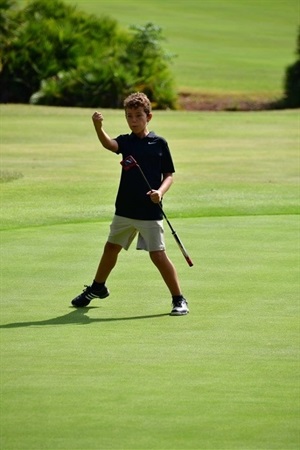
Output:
[124,92,152,115]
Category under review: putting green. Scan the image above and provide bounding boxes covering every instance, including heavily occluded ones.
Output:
[0,105,298,448]
[1,214,298,449]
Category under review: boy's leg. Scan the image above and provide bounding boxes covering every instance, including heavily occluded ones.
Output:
[71,241,122,307]
[94,241,122,283]
[149,250,189,315]
[149,250,181,296]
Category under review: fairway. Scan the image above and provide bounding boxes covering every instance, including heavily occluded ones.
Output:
[0,105,299,449]
[60,0,298,96]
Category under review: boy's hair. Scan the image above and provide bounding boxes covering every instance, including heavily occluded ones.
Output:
[124,92,151,115]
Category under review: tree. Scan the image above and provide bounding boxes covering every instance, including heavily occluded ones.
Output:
[0,0,177,109]
[0,0,121,103]
[282,27,300,108]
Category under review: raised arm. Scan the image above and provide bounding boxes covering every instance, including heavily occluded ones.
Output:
[92,111,119,152]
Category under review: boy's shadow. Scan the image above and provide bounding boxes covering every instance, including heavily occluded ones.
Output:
[0,307,169,329]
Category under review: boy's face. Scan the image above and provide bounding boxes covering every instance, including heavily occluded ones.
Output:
[125,107,152,135]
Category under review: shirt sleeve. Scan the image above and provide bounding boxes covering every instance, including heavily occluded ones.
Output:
[160,138,175,174]
[114,134,128,155]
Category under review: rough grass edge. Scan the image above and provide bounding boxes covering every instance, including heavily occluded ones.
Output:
[177,92,298,111]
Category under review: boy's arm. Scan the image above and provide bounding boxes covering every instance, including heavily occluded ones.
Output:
[147,173,173,204]
[92,111,118,152]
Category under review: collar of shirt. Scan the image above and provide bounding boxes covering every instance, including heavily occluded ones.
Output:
[129,131,157,141]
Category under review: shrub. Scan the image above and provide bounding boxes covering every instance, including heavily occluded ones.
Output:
[0,0,17,38]
[272,27,300,109]
[31,22,176,109]
[282,27,300,108]
[30,57,134,108]
[0,0,121,103]
[0,0,177,109]
[122,23,177,109]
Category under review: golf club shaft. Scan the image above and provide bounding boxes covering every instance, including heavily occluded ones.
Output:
[135,163,194,267]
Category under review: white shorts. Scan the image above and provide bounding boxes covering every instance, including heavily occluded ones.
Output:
[107,215,165,252]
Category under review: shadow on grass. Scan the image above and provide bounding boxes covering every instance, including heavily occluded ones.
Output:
[0,307,170,329]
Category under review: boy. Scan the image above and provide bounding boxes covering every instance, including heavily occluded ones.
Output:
[71,92,189,315]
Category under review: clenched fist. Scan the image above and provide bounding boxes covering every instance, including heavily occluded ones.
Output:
[92,111,104,125]
[147,189,162,204]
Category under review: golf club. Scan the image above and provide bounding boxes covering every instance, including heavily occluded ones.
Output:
[120,155,194,267]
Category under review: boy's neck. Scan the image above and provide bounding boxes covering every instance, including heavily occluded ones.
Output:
[133,127,149,139]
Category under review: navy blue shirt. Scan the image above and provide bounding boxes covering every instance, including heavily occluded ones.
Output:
[115,131,175,220]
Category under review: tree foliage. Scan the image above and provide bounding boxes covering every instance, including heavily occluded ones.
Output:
[282,27,300,108]
[0,0,177,109]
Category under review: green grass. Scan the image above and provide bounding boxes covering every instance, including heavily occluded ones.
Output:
[58,0,299,96]
[0,105,298,229]
[0,104,299,449]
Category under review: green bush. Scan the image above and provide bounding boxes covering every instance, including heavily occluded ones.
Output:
[0,0,122,103]
[0,0,177,109]
[30,57,134,108]
[282,27,300,108]
[122,23,177,109]
[30,22,176,109]
[0,0,17,39]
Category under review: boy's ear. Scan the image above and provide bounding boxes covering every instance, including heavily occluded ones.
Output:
[147,113,153,122]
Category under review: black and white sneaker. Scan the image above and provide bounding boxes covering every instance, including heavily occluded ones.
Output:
[71,285,109,307]
[170,297,189,316]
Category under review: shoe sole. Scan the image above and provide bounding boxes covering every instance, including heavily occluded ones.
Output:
[71,290,110,307]
[170,310,189,316]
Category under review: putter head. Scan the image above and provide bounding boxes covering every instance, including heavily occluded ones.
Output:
[120,155,137,171]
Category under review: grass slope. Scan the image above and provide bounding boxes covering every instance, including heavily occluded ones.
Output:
[1,215,299,449]
[58,0,299,97]
[0,105,298,229]
[0,105,299,449]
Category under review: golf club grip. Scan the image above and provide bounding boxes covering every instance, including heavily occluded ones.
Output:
[172,231,194,267]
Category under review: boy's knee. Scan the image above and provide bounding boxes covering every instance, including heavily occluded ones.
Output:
[149,250,166,264]
[104,241,122,254]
